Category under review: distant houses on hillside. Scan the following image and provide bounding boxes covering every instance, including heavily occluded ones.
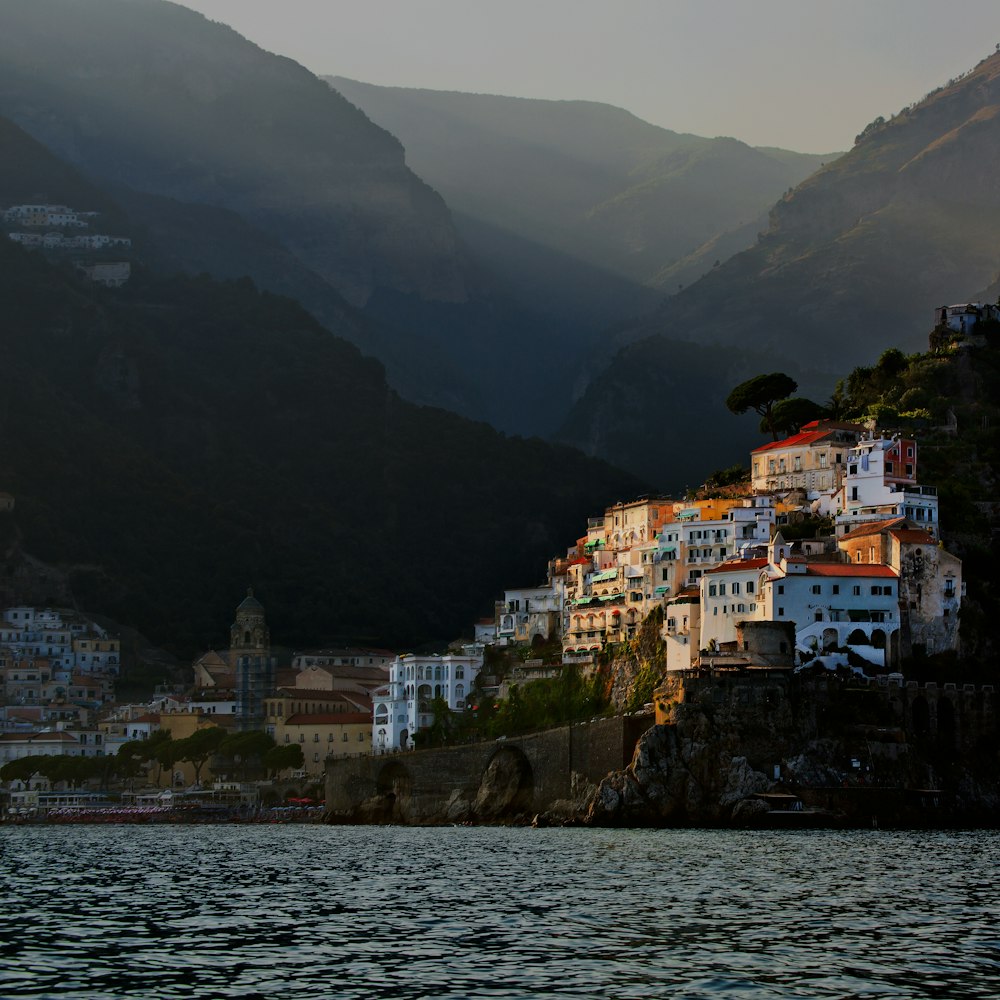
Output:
[2,201,132,287]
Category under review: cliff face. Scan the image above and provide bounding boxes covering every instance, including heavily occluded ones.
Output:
[0,0,472,307]
[585,672,1000,828]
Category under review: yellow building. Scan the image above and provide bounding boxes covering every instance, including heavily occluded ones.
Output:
[273,712,372,776]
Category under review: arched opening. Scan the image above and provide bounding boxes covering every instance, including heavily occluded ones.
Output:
[871,629,886,650]
[822,628,839,651]
[847,628,870,646]
[375,760,412,822]
[473,746,534,821]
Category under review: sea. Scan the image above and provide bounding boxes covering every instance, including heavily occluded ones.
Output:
[1,826,998,999]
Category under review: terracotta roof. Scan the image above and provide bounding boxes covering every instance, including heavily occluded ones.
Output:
[131,713,161,724]
[889,528,937,544]
[704,558,770,575]
[274,688,353,701]
[802,564,897,578]
[752,428,832,454]
[838,518,907,541]
[283,712,371,726]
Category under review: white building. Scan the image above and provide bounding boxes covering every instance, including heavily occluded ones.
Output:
[835,436,939,538]
[373,646,484,752]
[496,586,560,646]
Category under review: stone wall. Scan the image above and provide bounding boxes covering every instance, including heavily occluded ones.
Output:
[325,713,653,825]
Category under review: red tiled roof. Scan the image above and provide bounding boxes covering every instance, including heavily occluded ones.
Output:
[803,564,897,578]
[889,528,937,544]
[752,429,831,454]
[704,558,770,575]
[283,713,371,726]
[838,518,907,541]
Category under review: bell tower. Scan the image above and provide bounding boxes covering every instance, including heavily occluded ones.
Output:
[231,588,274,731]
[231,587,269,653]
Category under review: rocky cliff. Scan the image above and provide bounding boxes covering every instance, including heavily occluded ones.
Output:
[585,671,1000,828]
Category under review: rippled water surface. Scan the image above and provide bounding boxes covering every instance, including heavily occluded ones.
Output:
[1,826,999,998]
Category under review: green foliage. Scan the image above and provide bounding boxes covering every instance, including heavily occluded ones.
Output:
[172,727,227,784]
[264,743,304,777]
[486,667,608,739]
[704,464,749,489]
[726,373,798,439]
[767,397,827,437]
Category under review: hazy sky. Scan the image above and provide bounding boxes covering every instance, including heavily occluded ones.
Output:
[181,0,1000,152]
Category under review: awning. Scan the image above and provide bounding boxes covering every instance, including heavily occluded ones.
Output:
[655,586,669,594]
[591,569,617,583]
[584,538,604,549]
[599,593,624,602]
[659,546,677,554]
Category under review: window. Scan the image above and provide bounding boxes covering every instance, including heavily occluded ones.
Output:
[778,585,784,595]
[747,582,755,595]
[299,734,305,743]
[709,584,717,597]
[905,464,914,476]
[853,585,861,596]
[778,607,785,617]
[732,582,741,595]
[284,734,290,743]
[886,462,894,474]
[811,585,821,595]
[342,733,348,742]
[313,733,319,742]
[358,732,365,741]
[719,584,726,596]
[832,585,840,595]
[849,464,858,475]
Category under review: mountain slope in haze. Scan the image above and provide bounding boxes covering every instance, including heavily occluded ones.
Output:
[0,234,645,656]
[0,0,471,310]
[328,78,834,295]
[559,50,1000,479]
[0,1,604,434]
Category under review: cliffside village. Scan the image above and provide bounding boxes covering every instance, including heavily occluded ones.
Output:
[3,202,132,287]
[1,410,964,810]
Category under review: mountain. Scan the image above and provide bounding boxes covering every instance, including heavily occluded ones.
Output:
[327,78,834,297]
[0,0,585,433]
[0,230,645,656]
[559,50,1000,480]
[0,0,471,309]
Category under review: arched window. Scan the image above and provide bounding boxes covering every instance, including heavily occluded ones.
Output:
[455,666,465,680]
[434,665,442,681]
[456,683,465,699]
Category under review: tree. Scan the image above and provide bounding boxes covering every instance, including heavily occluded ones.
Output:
[767,397,827,437]
[263,743,304,779]
[219,731,275,781]
[174,726,227,786]
[726,372,798,440]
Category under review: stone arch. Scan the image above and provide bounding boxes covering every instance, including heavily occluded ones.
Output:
[375,760,412,822]
[473,746,534,821]
[871,629,887,650]
[822,628,839,651]
[847,628,869,646]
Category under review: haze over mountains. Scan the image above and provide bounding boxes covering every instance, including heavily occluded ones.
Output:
[556,50,1000,482]
[329,78,833,299]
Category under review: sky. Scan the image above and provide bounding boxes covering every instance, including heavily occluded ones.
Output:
[180,0,1000,153]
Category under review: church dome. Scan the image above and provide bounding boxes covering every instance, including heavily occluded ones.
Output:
[237,587,264,613]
